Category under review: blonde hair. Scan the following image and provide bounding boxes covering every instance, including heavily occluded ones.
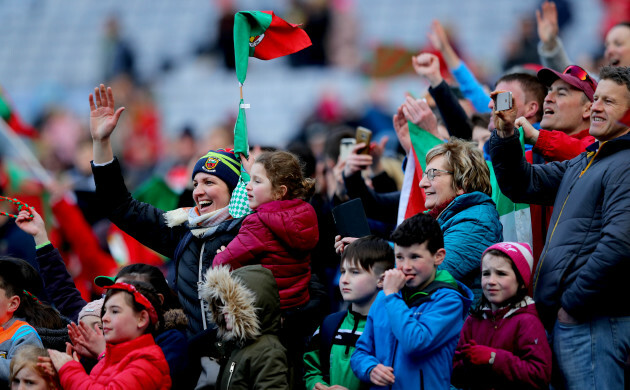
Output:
[425,137,492,196]
[9,345,60,389]
[255,151,315,200]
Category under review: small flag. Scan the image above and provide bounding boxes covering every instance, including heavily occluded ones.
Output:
[233,10,312,85]
[228,11,311,218]
[0,87,37,138]
[397,121,443,225]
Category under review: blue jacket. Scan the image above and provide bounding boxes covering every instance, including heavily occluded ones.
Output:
[437,192,503,302]
[351,272,473,390]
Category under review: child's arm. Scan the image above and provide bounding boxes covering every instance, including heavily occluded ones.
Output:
[465,315,552,389]
[212,215,267,269]
[350,310,394,386]
[16,208,88,321]
[303,327,330,390]
[384,289,465,356]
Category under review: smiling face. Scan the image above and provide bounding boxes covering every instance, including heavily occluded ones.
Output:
[192,172,231,215]
[589,79,630,142]
[419,155,463,210]
[481,253,519,311]
[11,366,49,390]
[394,242,444,290]
[541,79,591,135]
[101,292,146,345]
[245,163,279,209]
[605,25,630,67]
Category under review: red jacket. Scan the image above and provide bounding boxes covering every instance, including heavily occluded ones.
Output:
[213,199,319,310]
[526,128,594,270]
[452,299,552,390]
[58,334,171,390]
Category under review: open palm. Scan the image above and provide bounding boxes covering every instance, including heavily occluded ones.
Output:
[89,84,125,141]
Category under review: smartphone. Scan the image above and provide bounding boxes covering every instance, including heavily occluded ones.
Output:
[495,91,513,112]
[339,138,356,161]
[355,126,372,154]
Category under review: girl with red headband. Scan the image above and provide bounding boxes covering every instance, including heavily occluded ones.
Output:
[40,281,171,389]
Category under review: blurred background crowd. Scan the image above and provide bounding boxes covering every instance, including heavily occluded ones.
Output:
[0,0,625,303]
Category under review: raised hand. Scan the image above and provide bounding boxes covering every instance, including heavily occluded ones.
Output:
[536,1,559,49]
[490,91,518,138]
[402,96,440,139]
[428,20,460,69]
[67,320,105,359]
[412,53,443,88]
[393,105,411,154]
[89,84,125,143]
[15,208,48,245]
[343,143,373,178]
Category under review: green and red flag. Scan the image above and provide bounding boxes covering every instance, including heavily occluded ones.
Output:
[0,86,37,138]
[228,11,311,218]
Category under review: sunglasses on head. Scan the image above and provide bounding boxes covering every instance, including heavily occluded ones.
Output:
[563,65,596,89]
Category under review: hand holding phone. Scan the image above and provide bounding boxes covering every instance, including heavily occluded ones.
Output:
[338,138,356,161]
[355,126,372,154]
[494,91,513,112]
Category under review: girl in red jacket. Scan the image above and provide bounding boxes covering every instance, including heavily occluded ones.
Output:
[213,150,318,311]
[42,281,171,390]
[452,242,552,390]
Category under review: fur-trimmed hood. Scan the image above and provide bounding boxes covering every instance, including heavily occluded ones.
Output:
[200,265,281,343]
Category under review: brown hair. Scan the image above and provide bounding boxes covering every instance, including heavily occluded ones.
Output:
[495,73,547,122]
[10,345,61,389]
[255,151,315,200]
[425,138,492,196]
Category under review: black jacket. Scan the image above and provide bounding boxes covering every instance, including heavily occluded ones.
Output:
[489,130,630,329]
[92,158,243,336]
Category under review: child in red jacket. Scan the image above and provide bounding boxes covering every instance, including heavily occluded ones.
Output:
[452,242,552,390]
[212,150,318,311]
[42,281,171,390]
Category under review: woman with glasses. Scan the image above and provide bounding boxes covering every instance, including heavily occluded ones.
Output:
[420,138,502,304]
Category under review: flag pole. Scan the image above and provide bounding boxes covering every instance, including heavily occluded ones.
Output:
[0,121,53,186]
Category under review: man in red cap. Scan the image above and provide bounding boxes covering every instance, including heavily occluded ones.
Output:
[519,64,598,162]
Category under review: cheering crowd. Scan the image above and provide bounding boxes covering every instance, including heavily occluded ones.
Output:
[1,1,630,389]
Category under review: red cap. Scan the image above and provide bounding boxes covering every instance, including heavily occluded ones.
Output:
[537,65,597,102]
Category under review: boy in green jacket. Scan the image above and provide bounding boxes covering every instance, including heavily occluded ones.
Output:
[303,236,394,390]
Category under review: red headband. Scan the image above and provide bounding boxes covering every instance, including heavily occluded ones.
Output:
[104,282,158,325]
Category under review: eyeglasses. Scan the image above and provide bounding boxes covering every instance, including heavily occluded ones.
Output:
[423,168,453,181]
[563,65,596,90]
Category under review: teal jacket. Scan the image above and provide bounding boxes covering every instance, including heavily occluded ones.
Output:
[437,191,503,303]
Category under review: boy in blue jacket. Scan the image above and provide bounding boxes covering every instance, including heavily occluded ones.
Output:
[351,213,473,389]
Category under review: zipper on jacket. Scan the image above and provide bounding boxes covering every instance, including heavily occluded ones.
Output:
[532,149,599,293]
[389,340,398,390]
[420,369,424,390]
[226,361,235,389]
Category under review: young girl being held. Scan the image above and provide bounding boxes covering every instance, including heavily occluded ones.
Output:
[452,242,552,390]
[213,150,318,311]
[44,281,171,390]
[10,345,61,390]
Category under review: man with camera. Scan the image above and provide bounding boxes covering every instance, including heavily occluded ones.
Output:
[488,65,630,390]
